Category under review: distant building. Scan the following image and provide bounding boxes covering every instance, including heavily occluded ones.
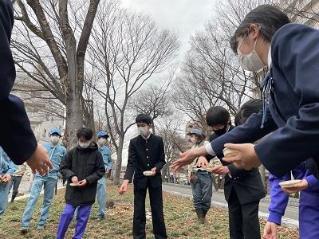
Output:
[12,72,65,142]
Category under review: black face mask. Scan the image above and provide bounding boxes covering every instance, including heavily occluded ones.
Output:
[213,125,228,136]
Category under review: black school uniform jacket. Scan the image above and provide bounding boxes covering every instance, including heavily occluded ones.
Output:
[210,23,319,177]
[60,143,105,206]
[210,130,265,204]
[124,134,166,189]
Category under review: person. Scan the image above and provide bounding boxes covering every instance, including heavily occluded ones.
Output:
[187,128,212,224]
[21,128,66,233]
[119,114,167,239]
[0,146,15,215]
[9,162,27,202]
[0,0,52,174]
[57,127,105,239]
[172,4,319,179]
[208,103,265,239]
[95,130,112,220]
[263,159,319,239]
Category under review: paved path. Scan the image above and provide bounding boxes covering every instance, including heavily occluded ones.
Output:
[163,183,299,228]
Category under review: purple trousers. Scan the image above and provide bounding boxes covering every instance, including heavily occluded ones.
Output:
[299,190,319,239]
[56,204,92,239]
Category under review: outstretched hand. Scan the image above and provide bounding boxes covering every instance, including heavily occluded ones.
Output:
[170,149,196,172]
[222,143,261,170]
[208,165,229,175]
[26,144,52,175]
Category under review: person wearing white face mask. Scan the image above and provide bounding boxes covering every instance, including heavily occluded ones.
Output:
[21,128,66,234]
[57,127,105,239]
[95,130,112,220]
[172,4,319,182]
[119,114,167,239]
[171,6,319,238]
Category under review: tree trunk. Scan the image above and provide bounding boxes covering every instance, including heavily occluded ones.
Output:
[65,95,84,148]
[113,137,124,185]
[82,99,95,136]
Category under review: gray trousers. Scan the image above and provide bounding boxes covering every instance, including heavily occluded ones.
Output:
[190,171,213,212]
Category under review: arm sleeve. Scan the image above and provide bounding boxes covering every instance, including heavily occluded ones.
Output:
[7,159,16,174]
[106,148,113,170]
[59,151,76,180]
[86,152,105,184]
[255,24,319,177]
[124,140,135,182]
[0,1,37,164]
[155,138,166,173]
[211,110,277,159]
[267,173,291,225]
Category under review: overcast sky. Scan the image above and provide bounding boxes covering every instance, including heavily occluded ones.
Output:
[121,0,217,57]
[117,0,217,165]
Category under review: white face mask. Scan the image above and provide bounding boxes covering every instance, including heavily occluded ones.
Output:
[238,39,265,72]
[97,138,107,146]
[50,135,60,145]
[138,126,150,138]
[79,141,91,149]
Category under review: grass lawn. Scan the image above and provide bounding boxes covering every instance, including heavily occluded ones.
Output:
[0,182,298,238]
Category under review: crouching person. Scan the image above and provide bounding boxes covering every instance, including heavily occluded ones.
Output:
[57,128,105,239]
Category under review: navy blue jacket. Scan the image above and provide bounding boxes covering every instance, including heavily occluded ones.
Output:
[0,0,37,164]
[210,23,319,177]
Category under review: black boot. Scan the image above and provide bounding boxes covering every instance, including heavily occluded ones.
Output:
[11,192,17,203]
[202,209,208,223]
[195,209,205,224]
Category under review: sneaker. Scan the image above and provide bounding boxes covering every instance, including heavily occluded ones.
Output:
[20,228,29,235]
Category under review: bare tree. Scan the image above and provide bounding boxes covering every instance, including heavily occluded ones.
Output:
[174,26,254,127]
[12,77,65,121]
[157,118,188,181]
[88,1,179,184]
[12,0,100,146]
[129,82,173,134]
[282,0,319,26]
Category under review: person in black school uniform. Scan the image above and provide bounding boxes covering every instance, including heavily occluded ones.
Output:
[119,114,167,239]
[207,102,265,239]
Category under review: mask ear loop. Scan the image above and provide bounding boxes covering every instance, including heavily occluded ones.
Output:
[237,24,262,55]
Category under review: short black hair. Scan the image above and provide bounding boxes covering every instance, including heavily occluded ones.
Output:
[206,106,230,127]
[234,112,241,127]
[236,99,262,125]
[135,114,152,125]
[76,127,93,140]
[230,4,290,53]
